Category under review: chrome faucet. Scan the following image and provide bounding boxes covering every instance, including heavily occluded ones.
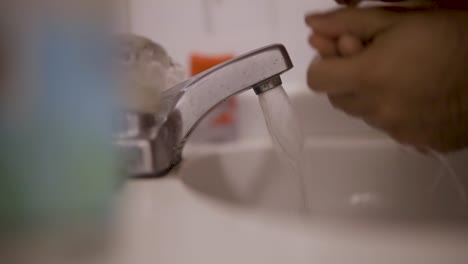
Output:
[116,44,293,177]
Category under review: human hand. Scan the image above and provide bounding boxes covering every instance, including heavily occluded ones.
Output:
[305,8,468,152]
[335,0,468,10]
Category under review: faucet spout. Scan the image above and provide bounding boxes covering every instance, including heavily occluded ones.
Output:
[117,44,293,177]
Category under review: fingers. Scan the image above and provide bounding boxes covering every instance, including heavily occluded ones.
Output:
[305,8,385,64]
[308,34,339,58]
[305,8,398,41]
[335,0,407,5]
[310,33,364,58]
[328,94,375,117]
[337,34,364,56]
[307,56,367,95]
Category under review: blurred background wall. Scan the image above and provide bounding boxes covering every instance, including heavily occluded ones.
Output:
[123,0,338,84]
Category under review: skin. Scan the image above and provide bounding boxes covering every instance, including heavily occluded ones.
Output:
[336,0,468,9]
[305,7,468,152]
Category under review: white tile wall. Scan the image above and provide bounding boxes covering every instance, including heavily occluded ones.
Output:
[129,0,338,83]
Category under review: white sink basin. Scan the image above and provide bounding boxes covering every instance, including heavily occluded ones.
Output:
[181,139,468,220]
[114,83,468,263]
[115,139,468,264]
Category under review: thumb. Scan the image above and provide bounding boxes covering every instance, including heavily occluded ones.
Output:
[305,8,398,41]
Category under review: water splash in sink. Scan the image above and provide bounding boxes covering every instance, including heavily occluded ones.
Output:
[258,85,309,213]
[429,151,467,207]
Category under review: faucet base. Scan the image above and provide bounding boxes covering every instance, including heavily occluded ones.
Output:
[116,44,294,178]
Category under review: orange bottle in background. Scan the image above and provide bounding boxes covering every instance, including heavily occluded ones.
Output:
[189,53,238,143]
[190,54,235,76]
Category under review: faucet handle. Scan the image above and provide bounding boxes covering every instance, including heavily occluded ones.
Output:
[117,139,154,176]
[114,112,158,177]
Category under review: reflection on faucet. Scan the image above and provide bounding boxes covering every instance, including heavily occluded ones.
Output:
[116,44,294,177]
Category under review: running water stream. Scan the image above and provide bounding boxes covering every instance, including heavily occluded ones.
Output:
[258,85,309,213]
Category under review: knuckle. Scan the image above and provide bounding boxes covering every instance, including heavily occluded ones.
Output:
[365,103,402,132]
[377,104,401,124]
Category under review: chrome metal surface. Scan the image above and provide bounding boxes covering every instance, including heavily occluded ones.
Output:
[117,44,293,177]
